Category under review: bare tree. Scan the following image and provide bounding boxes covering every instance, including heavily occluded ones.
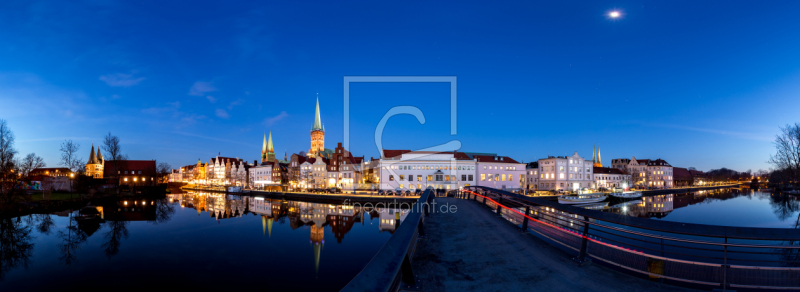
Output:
[769,123,800,185]
[156,162,171,182]
[0,120,22,202]
[0,120,17,178]
[59,140,83,173]
[102,132,125,179]
[18,153,45,177]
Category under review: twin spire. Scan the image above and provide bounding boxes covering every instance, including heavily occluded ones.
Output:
[262,132,274,152]
[592,144,602,167]
[87,144,104,165]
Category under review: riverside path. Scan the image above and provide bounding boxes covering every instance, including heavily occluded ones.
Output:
[411,197,693,292]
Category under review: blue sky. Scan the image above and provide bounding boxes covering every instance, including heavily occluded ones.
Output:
[2,0,799,171]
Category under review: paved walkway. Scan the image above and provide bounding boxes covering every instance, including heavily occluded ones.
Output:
[411,197,693,292]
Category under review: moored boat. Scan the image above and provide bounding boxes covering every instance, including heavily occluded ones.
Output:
[558,193,608,204]
[611,191,642,199]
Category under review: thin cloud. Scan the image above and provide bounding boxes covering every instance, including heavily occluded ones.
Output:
[262,111,288,126]
[189,81,217,96]
[227,98,244,110]
[99,73,145,87]
[173,131,256,147]
[206,95,217,103]
[649,123,773,142]
[215,109,229,119]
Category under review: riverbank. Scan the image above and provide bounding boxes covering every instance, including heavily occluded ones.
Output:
[181,186,419,204]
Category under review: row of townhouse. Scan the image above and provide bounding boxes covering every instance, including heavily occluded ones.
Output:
[170,156,248,186]
[522,152,705,192]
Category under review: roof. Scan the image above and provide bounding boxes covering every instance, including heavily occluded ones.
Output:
[31,168,73,175]
[87,144,99,164]
[645,159,671,167]
[211,156,243,165]
[382,149,413,158]
[593,167,625,175]
[312,96,323,131]
[673,167,692,179]
[103,160,157,177]
[474,155,520,164]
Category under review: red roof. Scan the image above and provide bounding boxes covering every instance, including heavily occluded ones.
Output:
[593,167,625,175]
[103,160,157,177]
[473,155,520,164]
[673,167,692,180]
[382,149,413,158]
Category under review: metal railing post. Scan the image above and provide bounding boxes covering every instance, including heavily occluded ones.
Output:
[496,196,503,215]
[572,215,591,266]
[521,205,530,232]
[723,237,728,291]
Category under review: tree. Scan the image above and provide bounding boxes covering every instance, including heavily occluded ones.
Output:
[769,123,800,185]
[18,153,45,177]
[59,140,83,173]
[102,132,125,165]
[0,120,25,204]
[156,162,171,183]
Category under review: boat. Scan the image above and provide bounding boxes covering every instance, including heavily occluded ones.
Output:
[558,193,608,204]
[611,191,642,199]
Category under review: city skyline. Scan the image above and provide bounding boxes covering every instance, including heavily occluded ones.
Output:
[4,1,800,171]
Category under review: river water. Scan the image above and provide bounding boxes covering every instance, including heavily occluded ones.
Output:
[0,191,407,291]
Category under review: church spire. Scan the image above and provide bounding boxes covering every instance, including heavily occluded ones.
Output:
[597,147,601,165]
[262,133,267,153]
[313,94,323,131]
[592,145,596,163]
[88,144,97,164]
[268,131,274,152]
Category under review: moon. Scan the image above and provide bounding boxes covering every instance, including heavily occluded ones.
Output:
[609,11,621,18]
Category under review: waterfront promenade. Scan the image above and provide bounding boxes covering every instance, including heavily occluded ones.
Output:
[412,197,690,292]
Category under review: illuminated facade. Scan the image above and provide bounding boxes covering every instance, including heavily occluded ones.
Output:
[536,152,595,191]
[308,96,325,158]
[86,144,104,178]
[618,156,674,189]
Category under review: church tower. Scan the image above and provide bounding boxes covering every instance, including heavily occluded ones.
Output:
[308,95,325,158]
[261,132,275,163]
[592,145,603,168]
[86,144,104,178]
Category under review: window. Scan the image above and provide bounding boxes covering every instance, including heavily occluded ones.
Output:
[399,175,405,181]
[389,175,394,181]
[481,174,486,181]
[428,175,433,181]
[468,175,473,181]
[417,176,422,182]
[462,175,467,181]
[501,174,506,181]
[559,173,565,179]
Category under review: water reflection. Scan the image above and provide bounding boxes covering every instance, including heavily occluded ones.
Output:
[1,192,412,290]
[0,217,34,281]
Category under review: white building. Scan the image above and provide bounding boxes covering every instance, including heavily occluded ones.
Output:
[536,152,594,191]
[593,167,632,190]
[615,157,674,189]
[378,150,477,191]
[474,154,525,191]
[249,162,274,189]
[523,162,540,191]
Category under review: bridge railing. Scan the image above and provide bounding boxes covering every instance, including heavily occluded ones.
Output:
[461,186,800,290]
[341,187,434,292]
